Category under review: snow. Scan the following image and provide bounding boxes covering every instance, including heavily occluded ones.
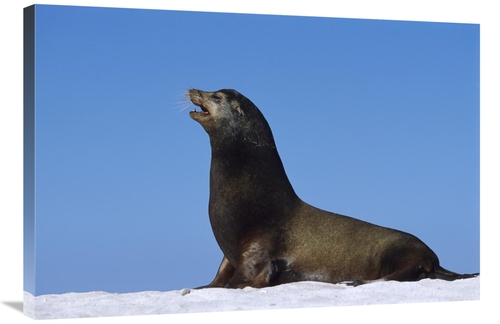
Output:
[23,277,479,320]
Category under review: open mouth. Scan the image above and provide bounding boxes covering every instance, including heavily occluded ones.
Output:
[191,104,210,115]
[189,102,211,122]
[188,89,211,121]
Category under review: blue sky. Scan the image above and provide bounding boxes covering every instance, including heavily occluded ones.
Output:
[27,4,479,296]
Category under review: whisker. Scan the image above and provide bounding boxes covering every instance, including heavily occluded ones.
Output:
[171,90,194,113]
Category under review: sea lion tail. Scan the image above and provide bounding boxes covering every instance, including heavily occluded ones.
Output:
[432,265,479,281]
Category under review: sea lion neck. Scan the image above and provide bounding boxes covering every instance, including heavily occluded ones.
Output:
[209,136,297,198]
[187,88,300,204]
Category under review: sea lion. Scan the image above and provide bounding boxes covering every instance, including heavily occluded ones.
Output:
[188,88,478,288]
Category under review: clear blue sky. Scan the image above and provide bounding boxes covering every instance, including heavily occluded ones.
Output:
[27,4,479,296]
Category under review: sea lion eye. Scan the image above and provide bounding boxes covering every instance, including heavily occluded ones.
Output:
[211,94,222,102]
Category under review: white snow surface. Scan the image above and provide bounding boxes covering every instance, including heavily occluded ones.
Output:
[23,277,480,320]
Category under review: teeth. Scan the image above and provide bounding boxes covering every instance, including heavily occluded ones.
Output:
[190,106,208,114]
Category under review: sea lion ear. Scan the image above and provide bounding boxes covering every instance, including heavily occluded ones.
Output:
[233,101,244,116]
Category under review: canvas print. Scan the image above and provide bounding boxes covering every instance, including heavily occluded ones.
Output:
[23,4,480,319]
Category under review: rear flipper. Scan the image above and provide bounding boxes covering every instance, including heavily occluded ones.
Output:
[431,265,479,281]
[341,263,479,287]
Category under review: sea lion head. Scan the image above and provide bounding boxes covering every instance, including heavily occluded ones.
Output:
[188,89,275,148]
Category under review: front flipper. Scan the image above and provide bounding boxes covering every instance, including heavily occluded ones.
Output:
[225,239,273,289]
[196,256,235,289]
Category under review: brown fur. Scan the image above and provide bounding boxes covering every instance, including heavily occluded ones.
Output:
[188,88,478,288]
